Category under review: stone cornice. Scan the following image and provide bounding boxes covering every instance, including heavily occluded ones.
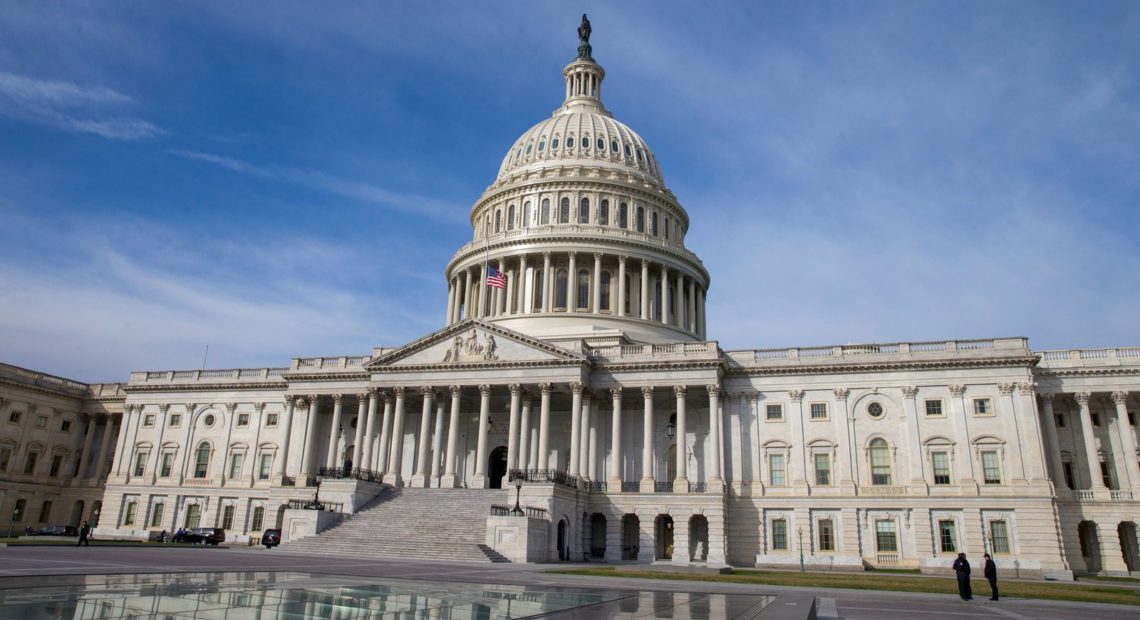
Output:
[280,371,371,383]
[124,381,288,394]
[473,174,688,227]
[594,360,723,374]
[0,377,124,402]
[370,358,585,375]
[725,355,1040,377]
[1033,367,1140,378]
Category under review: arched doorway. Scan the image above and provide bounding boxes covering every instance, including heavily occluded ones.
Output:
[557,519,569,561]
[489,446,508,489]
[70,500,84,527]
[689,515,709,561]
[1078,521,1102,573]
[656,515,674,560]
[622,514,640,560]
[1119,522,1139,573]
[590,513,607,558]
[276,505,288,529]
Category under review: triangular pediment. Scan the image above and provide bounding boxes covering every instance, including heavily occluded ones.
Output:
[366,319,587,369]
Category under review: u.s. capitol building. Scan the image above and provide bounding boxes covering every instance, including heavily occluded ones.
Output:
[2,19,1137,579]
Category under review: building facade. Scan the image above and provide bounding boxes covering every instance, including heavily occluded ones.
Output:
[2,22,1138,578]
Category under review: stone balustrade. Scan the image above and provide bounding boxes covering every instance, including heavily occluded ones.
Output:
[128,368,287,384]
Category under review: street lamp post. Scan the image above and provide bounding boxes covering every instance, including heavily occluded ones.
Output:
[511,478,524,516]
[798,526,804,573]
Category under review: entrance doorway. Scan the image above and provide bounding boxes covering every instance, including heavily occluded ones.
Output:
[590,513,607,558]
[1120,522,1139,573]
[557,519,569,560]
[656,515,674,560]
[489,446,508,488]
[689,515,709,561]
[70,500,84,527]
[622,514,640,560]
[1078,521,1102,572]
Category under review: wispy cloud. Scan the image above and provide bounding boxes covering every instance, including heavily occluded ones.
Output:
[0,71,161,140]
[168,149,465,222]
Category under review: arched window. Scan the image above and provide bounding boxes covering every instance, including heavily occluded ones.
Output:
[507,205,516,230]
[579,198,590,223]
[600,271,612,311]
[552,137,560,150]
[524,201,533,227]
[540,199,550,224]
[650,212,658,236]
[623,273,633,315]
[555,269,568,309]
[194,443,211,479]
[664,216,670,240]
[581,136,589,148]
[577,269,590,310]
[597,138,605,150]
[559,197,570,223]
[668,284,676,319]
[869,439,891,485]
[494,209,501,233]
[599,199,609,225]
[618,202,628,229]
[653,279,662,321]
[636,206,645,233]
[533,270,544,310]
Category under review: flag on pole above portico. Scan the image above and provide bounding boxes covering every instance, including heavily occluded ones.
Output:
[487,266,506,289]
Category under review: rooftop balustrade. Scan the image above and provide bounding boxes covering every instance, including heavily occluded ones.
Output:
[128,367,288,385]
[726,337,1031,366]
[1037,347,1140,368]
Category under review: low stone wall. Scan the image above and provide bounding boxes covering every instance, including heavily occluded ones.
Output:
[485,516,549,562]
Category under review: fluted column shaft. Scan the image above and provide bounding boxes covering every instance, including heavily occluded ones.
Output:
[431,395,446,483]
[591,253,602,313]
[77,416,98,479]
[567,252,578,312]
[519,395,532,469]
[538,383,552,469]
[609,388,623,487]
[708,386,723,489]
[674,386,688,491]
[518,255,529,314]
[1040,396,1067,489]
[676,271,685,328]
[474,385,491,486]
[300,396,320,475]
[442,386,462,487]
[352,395,367,469]
[641,387,655,486]
[1112,392,1140,489]
[93,415,116,480]
[1075,392,1106,489]
[569,383,583,476]
[387,388,407,484]
[661,265,670,325]
[542,253,552,312]
[361,392,379,471]
[325,395,343,469]
[463,270,474,320]
[375,392,393,473]
[580,392,593,479]
[446,279,456,325]
[687,280,697,332]
[274,399,296,478]
[507,385,521,471]
[640,260,650,320]
[617,256,627,317]
[414,388,434,484]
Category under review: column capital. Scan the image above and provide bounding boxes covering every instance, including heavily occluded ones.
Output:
[356,392,369,401]
[253,402,266,413]
[307,394,319,404]
[185,403,197,414]
[449,385,462,396]
[1017,382,1037,397]
[542,251,552,260]
[948,384,966,397]
[1074,391,1092,405]
[419,386,433,396]
[158,403,170,414]
[641,385,654,398]
[787,389,805,402]
[508,383,522,395]
[900,386,918,399]
[706,384,721,397]
[997,383,1016,396]
[478,384,492,396]
[332,394,344,404]
[610,386,624,399]
[593,252,603,261]
[569,382,584,394]
[673,385,687,398]
[618,254,627,265]
[1112,391,1130,406]
[748,393,760,403]
[538,382,552,394]
[833,387,851,401]
[393,386,406,398]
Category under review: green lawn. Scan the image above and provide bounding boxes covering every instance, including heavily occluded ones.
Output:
[548,567,1140,607]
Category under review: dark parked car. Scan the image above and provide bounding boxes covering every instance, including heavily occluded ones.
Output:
[261,528,281,548]
[183,527,225,545]
[36,525,78,536]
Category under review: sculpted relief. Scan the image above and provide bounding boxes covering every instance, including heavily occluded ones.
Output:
[442,330,499,363]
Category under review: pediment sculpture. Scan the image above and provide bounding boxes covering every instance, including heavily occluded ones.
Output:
[441,330,499,363]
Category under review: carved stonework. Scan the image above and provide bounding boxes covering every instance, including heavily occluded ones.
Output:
[901,386,918,399]
[706,384,721,397]
[538,382,552,394]
[1017,382,1037,397]
[1074,392,1091,406]
[641,385,654,398]
[1112,391,1129,406]
[509,383,522,395]
[569,382,583,394]
[674,385,687,398]
[833,388,850,401]
[949,385,966,397]
[441,330,499,362]
[788,390,805,402]
[997,383,1015,396]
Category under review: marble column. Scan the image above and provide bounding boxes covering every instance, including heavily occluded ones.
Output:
[1040,394,1067,490]
[591,253,602,313]
[518,254,529,314]
[537,383,552,469]
[567,252,577,312]
[361,391,379,473]
[442,385,462,488]
[675,270,685,328]
[463,269,473,320]
[386,387,407,486]
[94,414,117,480]
[580,391,593,479]
[300,396,320,476]
[325,394,344,469]
[673,386,689,493]
[832,389,854,490]
[504,260,515,315]
[473,384,491,488]
[412,387,434,487]
[640,260,650,320]
[617,255,627,317]
[707,385,723,492]
[446,279,456,325]
[431,393,446,485]
[640,386,655,492]
[1112,392,1140,490]
[1075,392,1106,490]
[569,382,583,477]
[609,387,624,490]
[660,265,670,325]
[518,393,532,470]
[901,386,924,487]
[275,398,296,478]
[352,394,367,470]
[376,391,394,474]
[507,384,522,472]
[542,252,552,312]
[77,415,97,479]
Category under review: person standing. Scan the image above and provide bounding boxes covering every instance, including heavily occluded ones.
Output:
[76,520,90,547]
[952,552,972,600]
[984,553,999,600]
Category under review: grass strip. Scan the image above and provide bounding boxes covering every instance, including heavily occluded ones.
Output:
[548,567,1140,607]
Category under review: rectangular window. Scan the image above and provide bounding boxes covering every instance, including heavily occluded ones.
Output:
[221,505,235,530]
[810,403,828,420]
[134,452,147,477]
[938,520,957,553]
[229,453,244,479]
[35,416,47,428]
[61,420,71,432]
[1055,414,1065,428]
[766,405,783,421]
[1063,461,1075,489]
[169,414,182,427]
[982,451,1001,484]
[771,519,788,550]
[814,453,831,486]
[990,520,1010,554]
[194,448,209,479]
[237,413,249,427]
[258,454,273,480]
[0,447,11,472]
[123,502,137,526]
[875,519,898,552]
[184,504,201,529]
[49,454,63,477]
[266,413,279,427]
[143,414,155,428]
[973,398,993,416]
[160,452,174,477]
[924,399,943,417]
[932,451,951,485]
[1100,461,1114,489]
[24,451,38,475]
[250,506,265,532]
[818,519,835,552]
[9,410,21,423]
[38,500,52,523]
[150,503,165,528]
[768,454,786,486]
[870,449,892,486]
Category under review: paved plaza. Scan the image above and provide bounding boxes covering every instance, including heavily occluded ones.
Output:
[0,546,1138,619]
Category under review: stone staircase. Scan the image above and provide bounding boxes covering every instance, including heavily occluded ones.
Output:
[282,487,510,563]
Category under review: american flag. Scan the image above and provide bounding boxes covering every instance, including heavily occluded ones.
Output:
[486,266,507,289]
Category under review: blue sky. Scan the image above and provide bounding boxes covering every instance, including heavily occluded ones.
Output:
[1,2,1137,382]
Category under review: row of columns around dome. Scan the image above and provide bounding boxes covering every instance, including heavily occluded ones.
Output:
[475,193,683,244]
[446,252,707,337]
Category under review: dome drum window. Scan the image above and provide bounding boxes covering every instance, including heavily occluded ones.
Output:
[597,138,605,150]
[552,137,560,150]
[538,141,545,152]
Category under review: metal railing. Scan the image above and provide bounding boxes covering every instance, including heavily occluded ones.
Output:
[688,482,707,493]
[508,469,580,489]
[317,466,384,483]
[621,481,641,492]
[585,481,608,493]
[286,499,344,513]
[489,505,549,519]
[654,481,674,493]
